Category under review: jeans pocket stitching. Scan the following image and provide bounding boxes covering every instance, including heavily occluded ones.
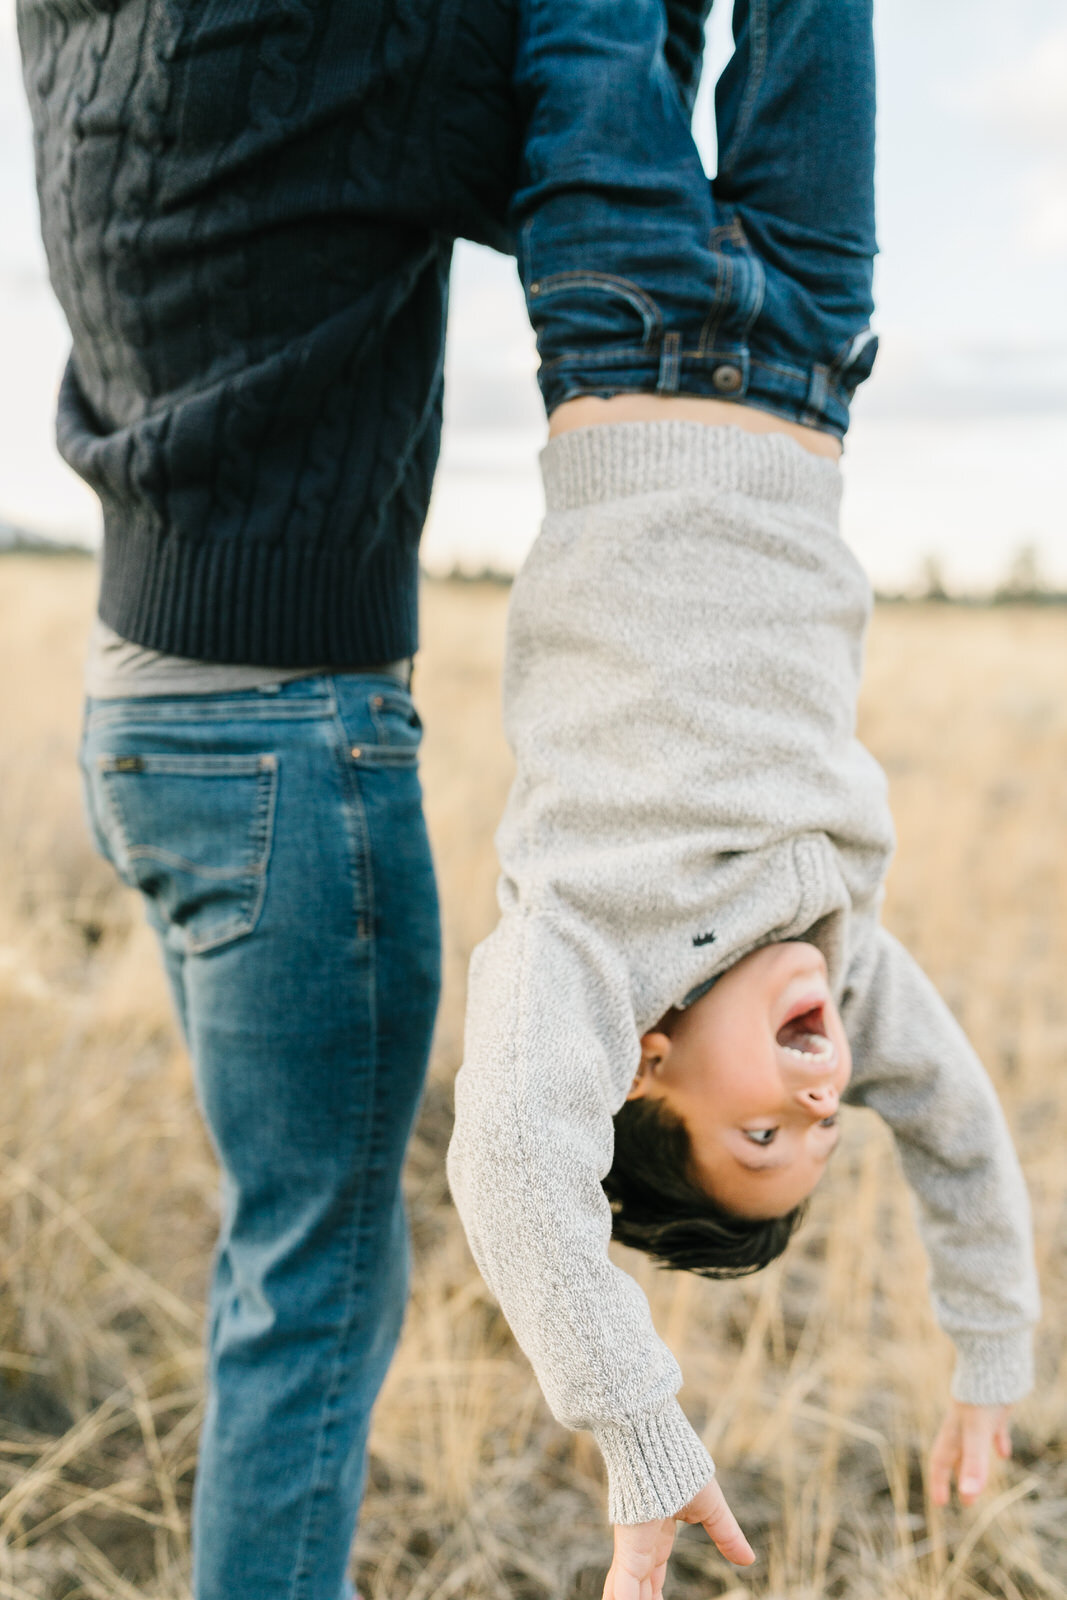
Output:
[528,271,663,349]
[97,753,272,777]
[368,691,422,748]
[186,759,278,955]
[93,762,138,878]
[698,235,765,354]
[540,347,662,373]
[124,845,266,880]
[79,743,114,863]
[349,741,420,768]
[749,355,809,382]
[95,753,279,956]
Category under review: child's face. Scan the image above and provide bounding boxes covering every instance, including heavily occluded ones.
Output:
[627,941,851,1219]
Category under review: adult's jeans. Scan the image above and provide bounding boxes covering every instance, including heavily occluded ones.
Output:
[79,673,441,1600]
[516,0,879,435]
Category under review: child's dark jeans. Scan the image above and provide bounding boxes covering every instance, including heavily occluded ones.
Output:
[516,0,879,435]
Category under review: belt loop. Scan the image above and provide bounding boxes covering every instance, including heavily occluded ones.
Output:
[656,331,682,394]
[804,363,830,424]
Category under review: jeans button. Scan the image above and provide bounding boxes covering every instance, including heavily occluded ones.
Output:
[712,363,744,394]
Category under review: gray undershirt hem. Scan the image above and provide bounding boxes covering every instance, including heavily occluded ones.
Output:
[84,618,411,698]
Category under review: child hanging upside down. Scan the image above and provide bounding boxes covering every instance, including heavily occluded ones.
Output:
[446,1,1040,1593]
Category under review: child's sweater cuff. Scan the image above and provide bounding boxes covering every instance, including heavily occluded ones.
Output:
[590,1399,716,1525]
[951,1330,1035,1406]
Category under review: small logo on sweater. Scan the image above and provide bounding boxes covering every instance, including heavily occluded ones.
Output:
[691,930,717,948]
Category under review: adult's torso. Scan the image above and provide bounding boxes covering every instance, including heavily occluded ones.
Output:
[16,0,520,665]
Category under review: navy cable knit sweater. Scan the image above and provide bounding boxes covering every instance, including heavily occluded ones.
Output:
[16,0,518,664]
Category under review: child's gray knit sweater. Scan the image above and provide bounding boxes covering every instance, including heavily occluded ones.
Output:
[446,423,1040,1526]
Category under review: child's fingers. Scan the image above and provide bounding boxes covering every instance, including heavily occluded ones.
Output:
[928,1417,960,1508]
[601,1550,669,1600]
[603,1518,675,1600]
[697,1482,756,1567]
[957,1410,994,1503]
[930,1403,1015,1507]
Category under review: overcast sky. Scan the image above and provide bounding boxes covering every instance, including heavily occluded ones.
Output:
[1,0,1065,587]
[441,0,1067,426]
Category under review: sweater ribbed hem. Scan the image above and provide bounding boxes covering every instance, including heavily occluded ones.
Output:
[590,1399,716,1525]
[950,1330,1035,1406]
[541,421,842,526]
[97,524,421,668]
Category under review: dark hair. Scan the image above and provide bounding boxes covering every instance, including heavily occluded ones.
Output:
[602,1095,807,1278]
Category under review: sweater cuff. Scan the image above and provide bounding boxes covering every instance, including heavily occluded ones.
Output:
[950,1330,1035,1406]
[590,1399,716,1525]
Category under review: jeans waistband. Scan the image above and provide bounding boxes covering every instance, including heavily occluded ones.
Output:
[83,667,415,731]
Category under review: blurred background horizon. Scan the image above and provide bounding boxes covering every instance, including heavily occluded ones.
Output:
[2,0,1065,595]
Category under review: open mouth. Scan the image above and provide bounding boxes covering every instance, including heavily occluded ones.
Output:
[775,1002,835,1061]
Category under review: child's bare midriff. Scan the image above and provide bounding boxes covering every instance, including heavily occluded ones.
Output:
[548,394,842,459]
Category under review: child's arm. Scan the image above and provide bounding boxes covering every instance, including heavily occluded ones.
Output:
[840,924,1041,1406]
[447,911,724,1530]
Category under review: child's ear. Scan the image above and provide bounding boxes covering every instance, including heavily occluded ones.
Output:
[627,1031,673,1098]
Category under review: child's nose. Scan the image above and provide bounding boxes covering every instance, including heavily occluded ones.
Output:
[794,1083,839,1118]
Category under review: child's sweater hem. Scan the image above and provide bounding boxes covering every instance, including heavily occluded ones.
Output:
[950,1331,1035,1406]
[590,1400,716,1525]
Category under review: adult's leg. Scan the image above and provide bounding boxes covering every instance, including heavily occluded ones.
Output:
[80,675,440,1600]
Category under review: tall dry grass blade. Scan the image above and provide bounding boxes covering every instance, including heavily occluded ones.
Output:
[126,1366,185,1536]
[66,1522,156,1600]
[9,1482,182,1546]
[0,1578,49,1600]
[0,1392,128,1537]
[0,1158,199,1334]
[930,1476,1041,1600]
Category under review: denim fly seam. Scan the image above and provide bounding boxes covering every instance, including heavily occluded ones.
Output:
[513,0,879,437]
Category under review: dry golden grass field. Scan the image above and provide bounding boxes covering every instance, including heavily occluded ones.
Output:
[0,554,1065,1600]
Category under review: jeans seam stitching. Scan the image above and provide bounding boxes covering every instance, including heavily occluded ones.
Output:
[286,1157,373,1600]
[699,246,734,352]
[331,691,377,944]
[716,0,768,181]
[95,764,137,873]
[540,352,809,381]
[288,696,379,1598]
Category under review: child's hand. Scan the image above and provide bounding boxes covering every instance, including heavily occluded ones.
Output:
[602,1476,755,1600]
[928,1400,1014,1507]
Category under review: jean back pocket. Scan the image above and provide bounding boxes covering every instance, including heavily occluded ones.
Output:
[90,752,278,955]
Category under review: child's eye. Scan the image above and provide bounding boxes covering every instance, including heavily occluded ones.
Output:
[743,1128,777,1145]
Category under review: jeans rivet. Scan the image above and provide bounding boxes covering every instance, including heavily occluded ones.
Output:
[529,281,541,295]
[372,695,383,708]
[351,747,361,759]
[712,363,743,394]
